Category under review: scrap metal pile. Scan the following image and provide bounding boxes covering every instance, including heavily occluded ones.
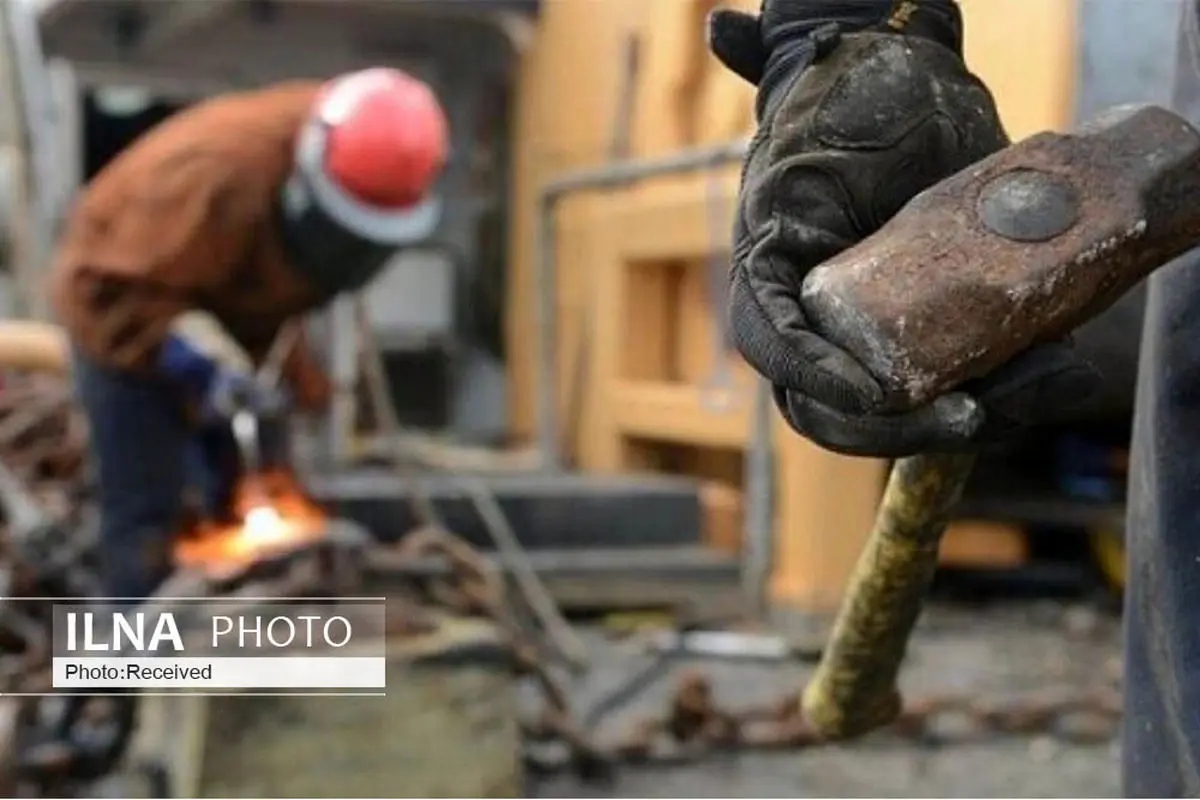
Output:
[0,372,1124,798]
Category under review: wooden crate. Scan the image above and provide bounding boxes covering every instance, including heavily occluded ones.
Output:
[573,173,888,614]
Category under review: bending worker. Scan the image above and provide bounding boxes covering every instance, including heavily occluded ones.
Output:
[49,68,448,600]
[709,0,1199,795]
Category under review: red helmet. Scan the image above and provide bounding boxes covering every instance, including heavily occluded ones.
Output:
[283,68,449,295]
[314,68,448,208]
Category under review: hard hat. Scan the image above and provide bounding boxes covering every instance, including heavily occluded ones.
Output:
[281,67,449,297]
[314,67,449,208]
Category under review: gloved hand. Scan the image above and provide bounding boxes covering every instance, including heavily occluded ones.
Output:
[202,367,289,424]
[158,310,289,424]
[710,0,1101,458]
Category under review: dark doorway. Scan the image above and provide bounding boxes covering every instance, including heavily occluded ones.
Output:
[81,89,185,180]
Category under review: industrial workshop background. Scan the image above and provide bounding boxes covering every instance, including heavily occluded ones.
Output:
[0,0,1164,797]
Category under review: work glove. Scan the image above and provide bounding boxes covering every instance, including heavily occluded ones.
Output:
[201,367,289,424]
[710,0,1102,458]
[158,310,290,424]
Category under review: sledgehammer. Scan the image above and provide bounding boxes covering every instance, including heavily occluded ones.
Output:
[796,103,1200,739]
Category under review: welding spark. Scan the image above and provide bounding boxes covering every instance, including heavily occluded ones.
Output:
[241,505,292,546]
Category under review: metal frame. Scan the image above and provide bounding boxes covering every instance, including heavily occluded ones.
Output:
[35,0,537,87]
[0,0,59,319]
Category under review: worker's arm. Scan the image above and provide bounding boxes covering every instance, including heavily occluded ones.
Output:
[65,153,280,420]
[710,0,1098,457]
[158,310,284,421]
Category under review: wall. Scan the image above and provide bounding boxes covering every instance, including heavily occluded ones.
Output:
[504,0,653,443]
[959,0,1077,138]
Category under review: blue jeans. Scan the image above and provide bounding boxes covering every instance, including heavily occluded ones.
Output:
[72,350,237,599]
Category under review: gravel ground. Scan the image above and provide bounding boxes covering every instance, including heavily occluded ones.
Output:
[531,602,1123,798]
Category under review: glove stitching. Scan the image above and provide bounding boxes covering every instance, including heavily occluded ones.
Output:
[738,239,878,414]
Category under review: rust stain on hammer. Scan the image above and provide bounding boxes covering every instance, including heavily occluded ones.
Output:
[800,104,1200,410]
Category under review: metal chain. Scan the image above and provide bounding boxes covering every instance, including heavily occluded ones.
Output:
[386,528,1123,780]
[392,526,614,777]
[612,671,1121,767]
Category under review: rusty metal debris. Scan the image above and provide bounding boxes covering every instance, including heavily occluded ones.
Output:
[0,373,89,496]
[609,671,1122,767]
[0,372,1127,797]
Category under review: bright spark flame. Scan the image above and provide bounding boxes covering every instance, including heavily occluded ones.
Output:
[173,470,329,576]
[242,505,292,546]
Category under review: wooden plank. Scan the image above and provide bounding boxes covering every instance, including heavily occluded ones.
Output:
[630,0,710,156]
[770,422,888,614]
[615,171,741,261]
[622,261,679,382]
[960,0,1078,137]
[556,193,604,461]
[506,0,653,442]
[700,481,744,555]
[682,446,744,487]
[631,0,756,153]
[575,194,659,473]
[939,520,1029,569]
[610,380,751,448]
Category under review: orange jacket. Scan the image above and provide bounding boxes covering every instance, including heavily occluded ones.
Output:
[49,81,332,412]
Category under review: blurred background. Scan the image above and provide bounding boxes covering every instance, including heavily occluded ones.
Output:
[0,0,1177,796]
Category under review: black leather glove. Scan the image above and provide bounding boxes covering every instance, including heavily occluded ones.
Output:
[710,0,1101,458]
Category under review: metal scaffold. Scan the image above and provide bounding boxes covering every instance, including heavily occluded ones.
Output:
[0,0,70,321]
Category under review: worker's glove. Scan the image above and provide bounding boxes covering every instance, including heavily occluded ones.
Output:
[158,311,288,423]
[710,0,1102,458]
[202,368,289,424]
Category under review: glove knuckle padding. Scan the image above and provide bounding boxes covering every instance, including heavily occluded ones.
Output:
[805,38,940,151]
[769,34,1008,230]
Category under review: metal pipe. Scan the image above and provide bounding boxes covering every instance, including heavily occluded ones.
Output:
[327,296,360,466]
[534,138,750,469]
[741,376,775,620]
[541,139,750,201]
[0,0,57,320]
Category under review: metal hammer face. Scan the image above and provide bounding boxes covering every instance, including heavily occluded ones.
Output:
[800,104,1200,410]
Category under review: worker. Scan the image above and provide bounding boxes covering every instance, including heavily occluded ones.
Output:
[49,68,449,601]
[710,0,1194,795]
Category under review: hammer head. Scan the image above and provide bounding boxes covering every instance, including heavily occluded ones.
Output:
[800,104,1200,411]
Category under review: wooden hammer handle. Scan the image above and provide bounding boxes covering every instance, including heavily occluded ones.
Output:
[801,451,976,739]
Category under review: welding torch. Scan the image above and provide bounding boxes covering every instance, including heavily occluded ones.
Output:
[227,324,302,510]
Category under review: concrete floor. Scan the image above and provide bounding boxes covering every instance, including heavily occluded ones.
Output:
[531,602,1122,798]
